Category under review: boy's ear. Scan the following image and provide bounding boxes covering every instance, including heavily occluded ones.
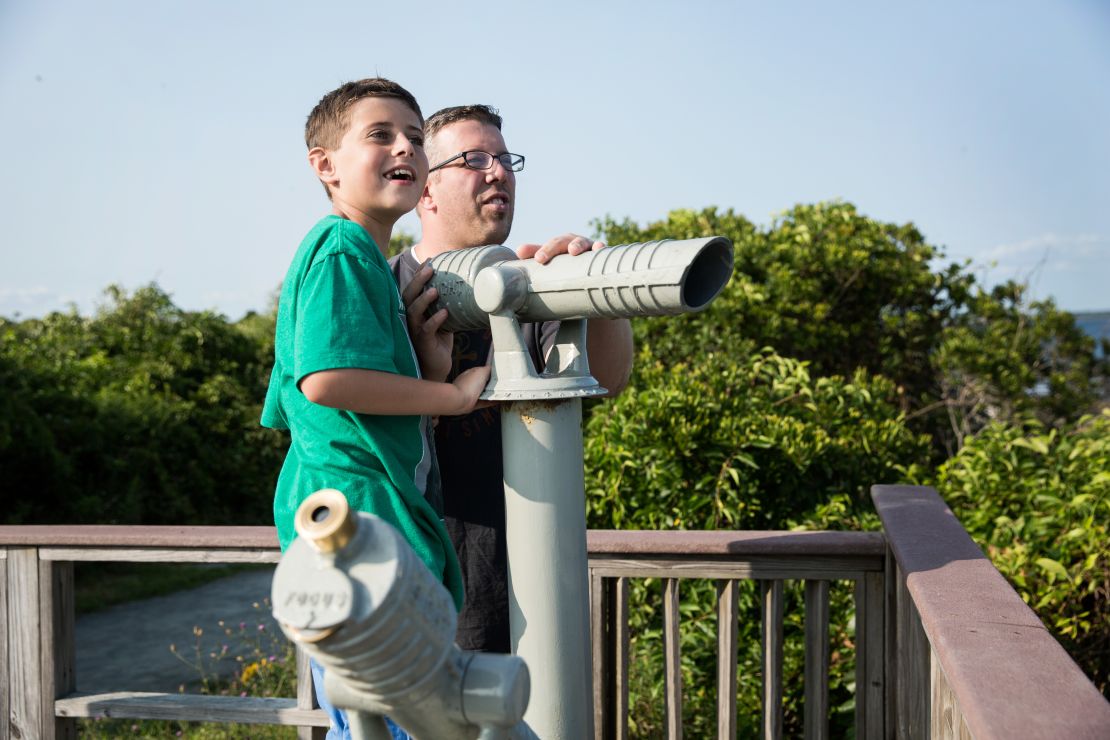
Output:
[308,147,338,188]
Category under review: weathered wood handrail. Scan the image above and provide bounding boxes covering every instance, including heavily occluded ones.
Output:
[873,485,1110,739]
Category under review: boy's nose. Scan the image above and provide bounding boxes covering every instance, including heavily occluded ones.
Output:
[393,133,416,156]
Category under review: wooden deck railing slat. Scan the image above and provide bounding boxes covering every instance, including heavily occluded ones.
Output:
[663,578,683,739]
[0,551,8,740]
[613,576,630,740]
[803,580,830,740]
[47,561,76,739]
[588,556,880,581]
[39,547,280,564]
[54,692,328,725]
[715,580,738,738]
[8,548,46,739]
[761,579,784,740]
[296,647,325,740]
[590,572,608,739]
[854,570,885,740]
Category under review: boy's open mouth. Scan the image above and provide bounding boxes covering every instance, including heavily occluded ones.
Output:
[385,168,415,182]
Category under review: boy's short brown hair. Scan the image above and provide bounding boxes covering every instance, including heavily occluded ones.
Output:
[305,77,423,151]
[304,78,423,198]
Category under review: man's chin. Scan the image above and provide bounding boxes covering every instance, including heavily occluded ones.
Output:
[479,222,513,246]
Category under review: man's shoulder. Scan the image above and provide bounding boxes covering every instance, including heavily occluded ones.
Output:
[388,248,420,284]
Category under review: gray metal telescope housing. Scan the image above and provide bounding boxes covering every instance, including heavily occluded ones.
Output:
[271,490,538,740]
[421,236,734,737]
[427,236,734,400]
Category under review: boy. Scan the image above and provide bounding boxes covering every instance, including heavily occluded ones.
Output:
[261,78,488,738]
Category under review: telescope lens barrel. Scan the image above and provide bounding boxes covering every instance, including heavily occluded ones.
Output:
[425,236,733,331]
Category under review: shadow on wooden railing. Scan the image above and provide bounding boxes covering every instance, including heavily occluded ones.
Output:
[2,486,1108,739]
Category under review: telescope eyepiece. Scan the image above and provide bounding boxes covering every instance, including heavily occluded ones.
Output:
[294,489,357,553]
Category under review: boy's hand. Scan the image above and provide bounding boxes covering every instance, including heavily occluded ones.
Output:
[402,262,454,382]
[516,234,605,265]
[451,365,492,415]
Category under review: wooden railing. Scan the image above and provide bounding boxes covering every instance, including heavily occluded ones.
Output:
[588,529,887,739]
[0,525,327,739]
[3,486,1108,739]
[873,485,1110,739]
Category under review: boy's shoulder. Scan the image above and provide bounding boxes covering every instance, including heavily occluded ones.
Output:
[302,215,380,263]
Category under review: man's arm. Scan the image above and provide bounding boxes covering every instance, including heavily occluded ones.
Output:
[585,317,634,397]
[300,366,489,416]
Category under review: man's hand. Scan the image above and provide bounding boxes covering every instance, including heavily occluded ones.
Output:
[401,261,454,382]
[516,233,605,265]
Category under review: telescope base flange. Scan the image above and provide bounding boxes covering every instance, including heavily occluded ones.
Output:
[481,384,609,402]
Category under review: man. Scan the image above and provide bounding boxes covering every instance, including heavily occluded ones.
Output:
[391,104,634,652]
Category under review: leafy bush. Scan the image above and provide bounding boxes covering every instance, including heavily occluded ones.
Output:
[595,203,1108,457]
[585,347,931,531]
[933,410,1110,691]
[0,284,286,525]
[584,347,929,735]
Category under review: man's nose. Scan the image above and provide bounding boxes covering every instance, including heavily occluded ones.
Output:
[486,157,511,182]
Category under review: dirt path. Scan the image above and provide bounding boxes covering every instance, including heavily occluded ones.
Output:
[75,567,281,693]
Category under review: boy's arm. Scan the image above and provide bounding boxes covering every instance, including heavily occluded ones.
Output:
[300,366,490,416]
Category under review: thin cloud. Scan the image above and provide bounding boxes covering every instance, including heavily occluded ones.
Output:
[983,233,1106,263]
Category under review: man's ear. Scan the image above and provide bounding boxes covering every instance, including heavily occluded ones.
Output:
[419,182,437,214]
[308,147,338,188]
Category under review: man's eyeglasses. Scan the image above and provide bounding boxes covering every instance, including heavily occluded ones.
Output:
[428,150,525,173]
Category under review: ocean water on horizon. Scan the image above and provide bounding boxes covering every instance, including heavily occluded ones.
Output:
[1074,311,1110,358]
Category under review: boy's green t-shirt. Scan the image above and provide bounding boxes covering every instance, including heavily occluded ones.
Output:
[261,215,462,608]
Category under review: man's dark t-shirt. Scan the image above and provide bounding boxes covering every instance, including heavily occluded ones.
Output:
[391,249,557,652]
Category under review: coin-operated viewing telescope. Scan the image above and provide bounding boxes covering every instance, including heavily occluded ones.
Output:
[428,236,734,399]
[426,237,735,739]
[271,489,538,740]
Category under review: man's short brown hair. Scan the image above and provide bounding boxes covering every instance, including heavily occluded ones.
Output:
[305,77,423,152]
[424,104,502,140]
[423,105,503,171]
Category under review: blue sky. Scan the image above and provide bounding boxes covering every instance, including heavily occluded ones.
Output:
[1,0,1107,320]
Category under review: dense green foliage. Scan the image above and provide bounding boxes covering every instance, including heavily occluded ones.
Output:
[586,202,1108,731]
[596,203,1108,455]
[585,348,929,531]
[584,348,926,735]
[2,206,1106,733]
[931,411,1110,689]
[0,284,286,525]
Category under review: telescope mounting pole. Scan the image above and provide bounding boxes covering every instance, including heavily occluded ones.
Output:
[425,237,735,739]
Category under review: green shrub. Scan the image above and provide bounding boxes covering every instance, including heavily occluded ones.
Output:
[0,284,286,525]
[933,410,1110,692]
[585,347,930,531]
[584,347,929,735]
